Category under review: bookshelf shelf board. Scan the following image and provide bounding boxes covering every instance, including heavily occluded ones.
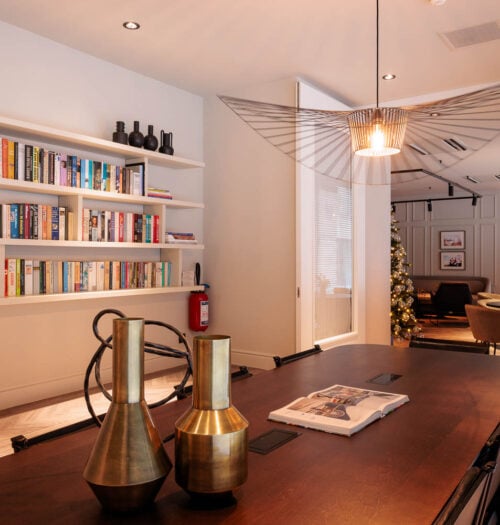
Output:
[0,239,204,250]
[0,285,204,306]
[0,179,204,209]
[0,115,204,169]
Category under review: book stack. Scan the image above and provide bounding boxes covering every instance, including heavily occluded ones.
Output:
[147,187,172,199]
[4,258,172,297]
[1,203,73,240]
[82,209,160,243]
[0,137,144,196]
[165,232,197,244]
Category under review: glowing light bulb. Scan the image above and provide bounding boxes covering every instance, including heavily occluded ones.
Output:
[370,124,385,152]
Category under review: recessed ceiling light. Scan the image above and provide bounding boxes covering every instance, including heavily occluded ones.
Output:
[382,74,396,80]
[430,112,440,117]
[123,21,140,30]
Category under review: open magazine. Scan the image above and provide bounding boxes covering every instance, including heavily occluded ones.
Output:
[268,384,409,436]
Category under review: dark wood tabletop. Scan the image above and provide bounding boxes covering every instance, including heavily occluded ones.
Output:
[1,344,499,525]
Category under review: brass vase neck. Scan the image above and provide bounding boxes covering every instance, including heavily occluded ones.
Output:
[112,318,144,404]
[192,335,231,410]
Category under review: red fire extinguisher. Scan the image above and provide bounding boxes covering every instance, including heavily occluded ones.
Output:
[189,263,209,331]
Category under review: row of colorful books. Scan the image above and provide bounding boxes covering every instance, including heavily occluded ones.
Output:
[1,203,74,240]
[4,259,172,297]
[82,209,160,243]
[0,137,145,195]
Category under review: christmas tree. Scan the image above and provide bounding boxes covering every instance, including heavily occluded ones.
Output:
[390,213,419,340]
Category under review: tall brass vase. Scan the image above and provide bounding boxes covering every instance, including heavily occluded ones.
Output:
[83,318,172,511]
[175,335,248,497]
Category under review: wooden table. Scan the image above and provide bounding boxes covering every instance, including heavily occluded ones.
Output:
[1,344,499,524]
[478,298,500,310]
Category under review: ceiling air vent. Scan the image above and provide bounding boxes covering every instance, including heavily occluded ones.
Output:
[440,21,500,49]
[409,143,430,155]
[466,175,480,183]
[443,138,467,151]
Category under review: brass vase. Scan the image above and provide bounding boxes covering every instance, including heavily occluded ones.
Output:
[83,318,172,512]
[175,335,248,498]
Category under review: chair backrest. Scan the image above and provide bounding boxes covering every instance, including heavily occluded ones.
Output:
[465,305,500,344]
[273,345,322,367]
[433,423,500,525]
[433,283,473,316]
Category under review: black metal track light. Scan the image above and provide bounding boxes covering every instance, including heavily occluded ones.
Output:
[448,183,454,196]
[427,200,432,212]
[472,195,478,206]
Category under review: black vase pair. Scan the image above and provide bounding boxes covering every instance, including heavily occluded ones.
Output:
[128,121,157,151]
[113,121,173,155]
[112,121,148,148]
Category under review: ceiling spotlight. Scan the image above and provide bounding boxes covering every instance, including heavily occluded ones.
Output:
[448,183,454,196]
[427,200,432,212]
[430,112,440,117]
[123,21,140,30]
[472,195,478,206]
[382,74,396,80]
[429,0,447,5]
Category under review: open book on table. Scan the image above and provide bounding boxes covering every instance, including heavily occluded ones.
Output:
[268,384,409,436]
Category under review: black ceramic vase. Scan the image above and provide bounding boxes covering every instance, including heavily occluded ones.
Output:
[159,130,174,155]
[112,121,128,145]
[144,125,158,151]
[128,121,144,148]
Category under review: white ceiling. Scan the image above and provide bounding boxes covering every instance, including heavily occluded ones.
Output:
[1,0,500,200]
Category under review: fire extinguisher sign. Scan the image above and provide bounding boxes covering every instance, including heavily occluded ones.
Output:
[200,300,209,326]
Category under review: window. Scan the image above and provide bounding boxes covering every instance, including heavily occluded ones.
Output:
[314,175,352,341]
[296,80,354,349]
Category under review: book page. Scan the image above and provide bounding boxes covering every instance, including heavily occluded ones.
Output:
[269,385,409,436]
[308,385,408,415]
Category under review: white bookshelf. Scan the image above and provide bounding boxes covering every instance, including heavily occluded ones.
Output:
[0,114,205,303]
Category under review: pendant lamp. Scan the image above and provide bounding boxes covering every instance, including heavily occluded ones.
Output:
[348,0,407,156]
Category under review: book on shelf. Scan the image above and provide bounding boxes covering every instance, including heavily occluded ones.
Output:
[165,232,197,244]
[268,384,409,437]
[125,161,145,196]
[147,187,172,199]
[3,258,173,297]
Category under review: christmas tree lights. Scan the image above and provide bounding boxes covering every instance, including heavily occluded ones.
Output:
[391,213,420,340]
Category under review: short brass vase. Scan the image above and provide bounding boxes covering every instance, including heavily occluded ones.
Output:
[175,335,248,498]
[83,318,172,511]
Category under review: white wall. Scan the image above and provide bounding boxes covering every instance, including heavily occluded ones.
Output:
[203,80,297,369]
[394,194,499,291]
[204,80,392,368]
[0,21,203,409]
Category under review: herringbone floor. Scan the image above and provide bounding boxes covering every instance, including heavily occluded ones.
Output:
[0,368,191,458]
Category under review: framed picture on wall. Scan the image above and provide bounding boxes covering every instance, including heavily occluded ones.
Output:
[440,230,465,249]
[440,251,465,270]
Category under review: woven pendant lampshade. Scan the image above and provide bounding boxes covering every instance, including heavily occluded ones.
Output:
[348,107,408,156]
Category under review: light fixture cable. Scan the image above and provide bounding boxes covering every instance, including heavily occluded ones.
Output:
[376,0,380,110]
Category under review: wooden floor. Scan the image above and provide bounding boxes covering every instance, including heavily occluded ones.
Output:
[0,319,480,458]
[394,316,477,347]
[0,367,192,458]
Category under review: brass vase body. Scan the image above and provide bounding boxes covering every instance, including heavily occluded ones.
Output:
[175,335,248,496]
[83,318,172,511]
